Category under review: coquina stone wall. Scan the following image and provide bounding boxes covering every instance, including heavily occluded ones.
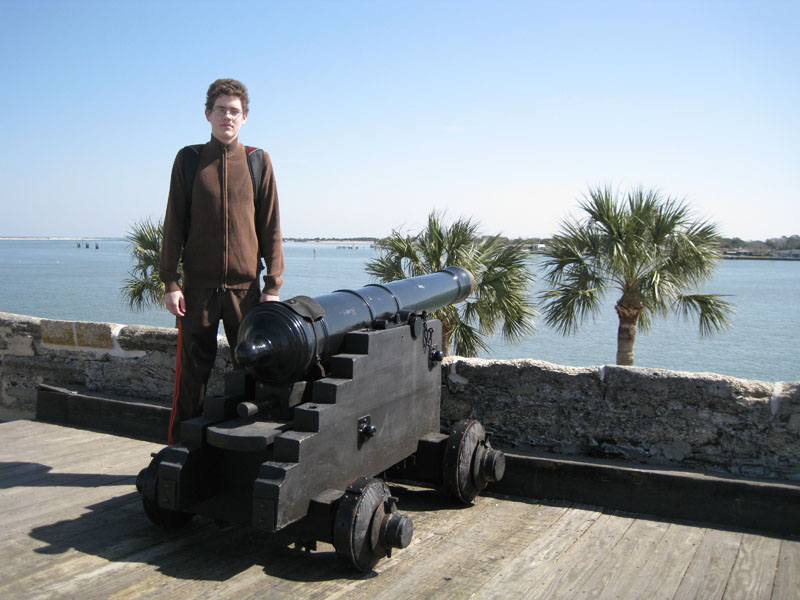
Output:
[0,312,231,419]
[2,311,798,480]
[441,358,800,480]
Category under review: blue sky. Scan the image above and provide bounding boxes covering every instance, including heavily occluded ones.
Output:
[1,0,797,240]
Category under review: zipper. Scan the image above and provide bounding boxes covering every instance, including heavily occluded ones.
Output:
[221,143,228,289]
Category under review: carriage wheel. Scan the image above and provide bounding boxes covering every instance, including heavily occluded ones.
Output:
[136,450,194,529]
[333,477,413,571]
[443,420,506,504]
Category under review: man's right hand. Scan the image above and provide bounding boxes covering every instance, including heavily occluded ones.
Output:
[165,290,186,317]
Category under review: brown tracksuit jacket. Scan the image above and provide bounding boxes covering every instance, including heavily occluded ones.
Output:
[159,136,284,296]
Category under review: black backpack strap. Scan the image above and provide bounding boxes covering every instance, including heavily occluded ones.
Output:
[181,145,203,245]
[245,146,264,200]
[181,144,262,245]
[245,147,267,272]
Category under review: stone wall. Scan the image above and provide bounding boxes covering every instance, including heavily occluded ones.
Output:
[2,312,798,480]
[441,358,800,480]
[0,312,230,419]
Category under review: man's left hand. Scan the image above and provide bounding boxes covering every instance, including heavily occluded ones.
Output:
[260,293,279,303]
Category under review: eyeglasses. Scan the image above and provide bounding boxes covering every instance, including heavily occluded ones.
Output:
[212,106,243,119]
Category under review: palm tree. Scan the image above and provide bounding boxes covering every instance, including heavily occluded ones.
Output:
[365,212,536,357]
[539,185,734,366]
[122,217,170,312]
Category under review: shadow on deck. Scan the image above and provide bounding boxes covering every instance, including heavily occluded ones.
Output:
[2,420,798,599]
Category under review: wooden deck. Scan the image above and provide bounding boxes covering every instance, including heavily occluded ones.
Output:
[1,420,798,600]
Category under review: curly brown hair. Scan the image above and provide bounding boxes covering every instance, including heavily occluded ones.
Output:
[205,78,250,114]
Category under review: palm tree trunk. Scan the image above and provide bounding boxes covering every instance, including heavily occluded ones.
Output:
[615,305,640,366]
[441,325,452,357]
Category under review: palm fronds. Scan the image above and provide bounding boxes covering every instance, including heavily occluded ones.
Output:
[366,211,536,357]
[121,217,169,311]
[539,185,734,364]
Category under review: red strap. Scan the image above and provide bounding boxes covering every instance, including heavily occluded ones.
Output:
[167,321,183,445]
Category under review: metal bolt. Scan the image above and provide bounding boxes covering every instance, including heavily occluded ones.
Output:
[381,513,414,549]
[481,447,506,483]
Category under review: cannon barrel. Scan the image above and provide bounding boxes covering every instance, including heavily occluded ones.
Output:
[234,266,474,384]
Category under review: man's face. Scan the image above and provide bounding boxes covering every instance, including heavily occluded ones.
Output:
[206,94,247,144]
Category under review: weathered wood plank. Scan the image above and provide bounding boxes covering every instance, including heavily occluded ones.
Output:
[621,522,705,599]
[0,443,147,491]
[1,435,150,483]
[1,424,156,460]
[576,516,670,599]
[1,428,156,531]
[472,504,605,600]
[170,492,556,600]
[1,471,138,528]
[333,495,569,600]
[527,511,636,599]
[304,498,574,600]
[771,538,800,600]
[1,420,797,600]
[22,491,544,600]
[2,489,140,546]
[0,420,96,446]
[0,419,62,441]
[672,528,742,600]
[17,524,266,600]
[723,533,781,600]
[2,514,237,599]
[0,430,153,474]
[0,494,159,585]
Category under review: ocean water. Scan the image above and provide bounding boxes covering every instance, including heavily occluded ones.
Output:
[0,238,797,383]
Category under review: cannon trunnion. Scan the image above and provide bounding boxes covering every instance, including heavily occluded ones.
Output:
[136,268,505,571]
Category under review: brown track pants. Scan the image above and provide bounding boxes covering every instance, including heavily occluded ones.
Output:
[168,283,261,443]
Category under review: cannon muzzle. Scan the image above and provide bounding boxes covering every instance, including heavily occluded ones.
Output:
[234,337,272,368]
[234,266,474,384]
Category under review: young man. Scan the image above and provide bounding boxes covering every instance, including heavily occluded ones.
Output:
[159,78,284,443]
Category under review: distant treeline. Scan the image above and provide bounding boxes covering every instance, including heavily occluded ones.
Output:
[501,235,800,251]
[718,235,800,252]
[283,235,800,253]
[284,237,380,243]
[497,235,800,253]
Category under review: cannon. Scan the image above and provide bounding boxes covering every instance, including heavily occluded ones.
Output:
[136,267,505,571]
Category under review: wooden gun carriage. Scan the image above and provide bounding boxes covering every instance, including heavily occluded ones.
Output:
[136,267,505,571]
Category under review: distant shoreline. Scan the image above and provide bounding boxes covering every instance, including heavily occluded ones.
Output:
[0,236,370,243]
[722,255,800,262]
[3,237,799,261]
[283,238,378,244]
[0,236,103,241]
